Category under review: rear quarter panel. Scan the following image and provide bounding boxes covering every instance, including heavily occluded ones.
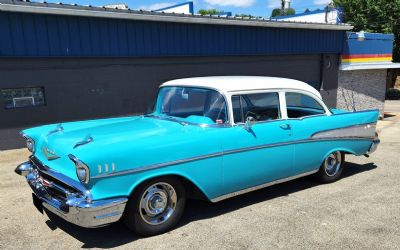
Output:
[290,110,379,175]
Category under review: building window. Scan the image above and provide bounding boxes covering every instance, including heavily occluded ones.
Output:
[1,87,46,109]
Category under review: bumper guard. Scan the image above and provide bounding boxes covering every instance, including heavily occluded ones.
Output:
[15,161,127,228]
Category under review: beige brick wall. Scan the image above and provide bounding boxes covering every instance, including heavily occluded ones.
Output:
[337,69,387,118]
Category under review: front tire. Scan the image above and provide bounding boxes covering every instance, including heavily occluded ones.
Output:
[316,151,344,183]
[124,177,186,236]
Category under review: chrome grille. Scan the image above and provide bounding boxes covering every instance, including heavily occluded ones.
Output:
[30,157,79,199]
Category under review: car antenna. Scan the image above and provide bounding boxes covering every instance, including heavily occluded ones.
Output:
[351,91,357,111]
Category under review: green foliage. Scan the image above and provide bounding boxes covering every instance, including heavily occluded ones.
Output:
[198,9,221,15]
[271,8,281,17]
[333,0,400,61]
[386,88,400,100]
[271,7,296,17]
[286,8,296,15]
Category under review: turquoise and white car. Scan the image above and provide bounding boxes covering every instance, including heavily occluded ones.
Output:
[15,76,380,236]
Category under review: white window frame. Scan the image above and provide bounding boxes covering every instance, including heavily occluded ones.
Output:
[227,88,331,125]
[283,90,331,119]
[227,89,284,125]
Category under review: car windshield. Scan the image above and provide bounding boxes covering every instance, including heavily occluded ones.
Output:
[153,87,228,125]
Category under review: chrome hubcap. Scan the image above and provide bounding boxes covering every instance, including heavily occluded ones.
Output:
[139,182,177,225]
[324,151,342,177]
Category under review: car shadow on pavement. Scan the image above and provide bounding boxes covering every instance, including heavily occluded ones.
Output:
[44,161,377,248]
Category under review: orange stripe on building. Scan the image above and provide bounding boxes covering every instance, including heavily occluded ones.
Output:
[341,53,392,63]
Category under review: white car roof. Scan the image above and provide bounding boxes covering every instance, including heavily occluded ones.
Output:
[161,76,322,99]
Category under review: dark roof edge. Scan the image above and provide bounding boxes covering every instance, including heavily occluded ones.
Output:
[0,1,353,31]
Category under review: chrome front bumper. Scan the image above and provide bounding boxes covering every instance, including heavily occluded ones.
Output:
[15,160,127,228]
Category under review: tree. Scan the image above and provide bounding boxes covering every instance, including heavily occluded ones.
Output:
[286,8,296,15]
[271,7,295,17]
[333,0,400,62]
[198,9,221,15]
[271,8,281,17]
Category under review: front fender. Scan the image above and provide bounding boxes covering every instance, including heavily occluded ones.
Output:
[88,155,223,201]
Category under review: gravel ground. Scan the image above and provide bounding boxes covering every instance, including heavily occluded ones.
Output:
[1,107,399,250]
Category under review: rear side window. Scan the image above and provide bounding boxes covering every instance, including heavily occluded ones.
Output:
[232,92,280,123]
[285,92,325,118]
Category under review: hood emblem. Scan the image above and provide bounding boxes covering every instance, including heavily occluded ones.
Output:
[47,123,63,136]
[42,147,60,161]
[74,135,94,149]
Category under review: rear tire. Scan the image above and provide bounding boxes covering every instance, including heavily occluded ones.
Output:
[316,151,344,183]
[123,177,186,236]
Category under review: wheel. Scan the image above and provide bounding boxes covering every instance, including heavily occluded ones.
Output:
[123,177,186,236]
[316,151,345,183]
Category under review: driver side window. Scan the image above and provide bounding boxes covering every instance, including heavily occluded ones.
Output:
[232,92,280,123]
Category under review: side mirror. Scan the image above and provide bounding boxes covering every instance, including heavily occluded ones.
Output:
[244,116,256,131]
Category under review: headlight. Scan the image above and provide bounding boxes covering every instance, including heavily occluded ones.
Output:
[21,132,35,153]
[26,138,35,153]
[76,162,90,184]
[68,154,90,184]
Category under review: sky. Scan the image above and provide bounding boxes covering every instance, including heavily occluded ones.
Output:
[41,0,332,18]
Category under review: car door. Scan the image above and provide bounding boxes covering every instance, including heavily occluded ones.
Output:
[284,91,332,175]
[220,91,294,195]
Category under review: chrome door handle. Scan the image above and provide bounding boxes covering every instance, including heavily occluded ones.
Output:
[279,124,291,130]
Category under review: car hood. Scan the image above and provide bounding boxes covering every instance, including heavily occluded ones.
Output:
[24,116,190,182]
[46,116,185,149]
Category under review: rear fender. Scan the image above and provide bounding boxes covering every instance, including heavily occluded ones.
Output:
[330,109,379,125]
[321,148,353,162]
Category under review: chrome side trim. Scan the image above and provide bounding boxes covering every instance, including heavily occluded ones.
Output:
[92,151,225,179]
[92,136,374,180]
[331,109,380,116]
[233,113,329,127]
[210,169,319,202]
[311,123,376,139]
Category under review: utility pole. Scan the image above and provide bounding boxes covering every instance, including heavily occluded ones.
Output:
[281,0,291,15]
[280,0,285,15]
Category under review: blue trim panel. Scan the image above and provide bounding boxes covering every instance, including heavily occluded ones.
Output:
[343,32,394,55]
[347,32,394,41]
[0,12,345,57]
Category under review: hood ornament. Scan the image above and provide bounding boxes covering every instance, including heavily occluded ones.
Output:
[42,147,60,161]
[74,135,94,149]
[47,123,63,136]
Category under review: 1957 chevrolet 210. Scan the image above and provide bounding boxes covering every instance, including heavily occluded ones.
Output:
[15,76,380,236]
